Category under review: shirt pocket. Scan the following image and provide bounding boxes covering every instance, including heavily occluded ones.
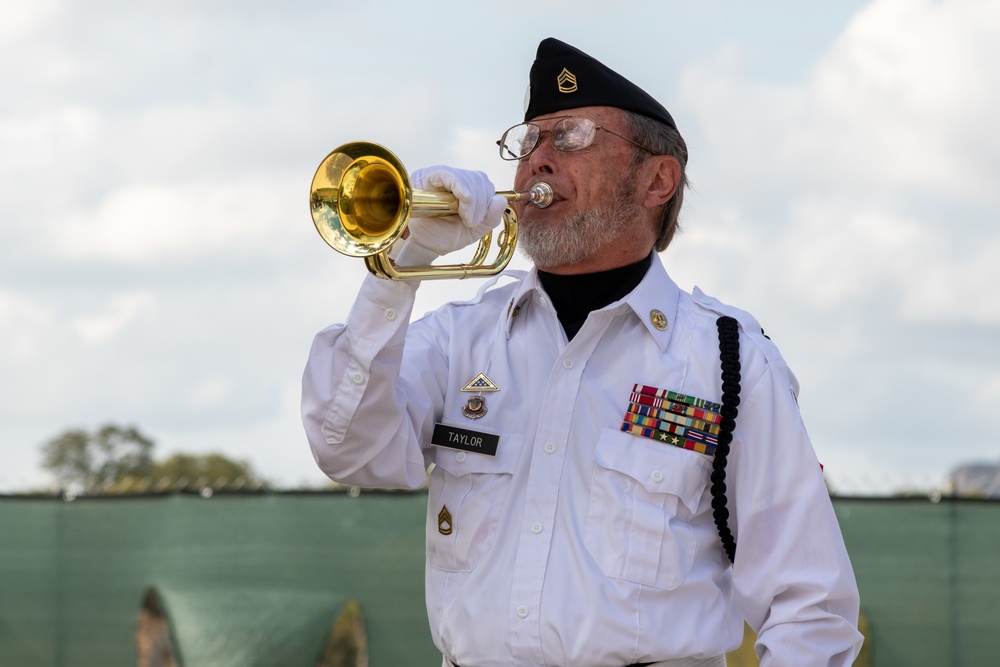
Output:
[585,427,711,590]
[426,431,521,573]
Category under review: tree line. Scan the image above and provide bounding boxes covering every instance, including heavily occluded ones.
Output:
[40,423,262,494]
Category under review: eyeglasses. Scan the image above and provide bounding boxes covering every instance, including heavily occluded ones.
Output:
[497,116,657,161]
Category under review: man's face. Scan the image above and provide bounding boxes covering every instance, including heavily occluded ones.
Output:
[511,106,645,270]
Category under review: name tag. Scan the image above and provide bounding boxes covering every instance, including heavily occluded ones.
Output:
[431,423,500,457]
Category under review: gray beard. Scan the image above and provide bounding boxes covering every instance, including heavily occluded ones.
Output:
[517,174,642,269]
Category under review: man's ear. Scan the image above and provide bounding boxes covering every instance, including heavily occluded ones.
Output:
[641,156,681,210]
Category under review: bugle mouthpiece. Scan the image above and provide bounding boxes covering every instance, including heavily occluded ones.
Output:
[501,182,554,209]
[526,182,554,208]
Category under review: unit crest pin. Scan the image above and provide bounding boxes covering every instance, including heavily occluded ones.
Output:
[462,396,488,419]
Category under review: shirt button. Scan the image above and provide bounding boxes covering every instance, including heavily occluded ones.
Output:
[562,358,574,370]
[456,451,467,463]
[384,308,397,321]
[516,605,529,618]
[652,470,664,483]
[543,442,556,454]
[530,522,543,534]
[351,373,365,385]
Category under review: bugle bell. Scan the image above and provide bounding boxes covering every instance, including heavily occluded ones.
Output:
[309,141,552,280]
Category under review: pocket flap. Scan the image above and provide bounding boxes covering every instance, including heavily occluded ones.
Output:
[593,428,711,514]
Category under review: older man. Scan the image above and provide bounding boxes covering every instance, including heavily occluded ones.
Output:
[302,38,862,667]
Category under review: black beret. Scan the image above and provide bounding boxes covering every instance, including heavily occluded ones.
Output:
[524,38,676,130]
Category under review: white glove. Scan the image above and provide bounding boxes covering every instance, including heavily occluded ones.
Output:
[393,166,507,266]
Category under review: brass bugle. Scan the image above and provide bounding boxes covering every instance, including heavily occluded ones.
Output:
[309,141,552,280]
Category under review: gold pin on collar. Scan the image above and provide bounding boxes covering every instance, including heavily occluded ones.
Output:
[650,309,668,331]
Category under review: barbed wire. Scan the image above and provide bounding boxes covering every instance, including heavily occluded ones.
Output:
[0,474,273,498]
[825,471,944,497]
[2,471,997,500]
[825,469,1000,499]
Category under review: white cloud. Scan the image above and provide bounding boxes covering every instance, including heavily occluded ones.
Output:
[806,0,1000,198]
[682,0,1000,195]
[71,291,155,343]
[0,0,61,40]
[187,376,235,410]
[773,198,1000,323]
[897,236,1000,323]
[52,174,300,263]
[977,374,1000,415]
[0,290,56,369]
[676,0,1000,327]
[0,105,101,162]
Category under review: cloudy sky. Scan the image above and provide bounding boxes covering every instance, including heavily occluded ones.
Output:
[2,0,997,493]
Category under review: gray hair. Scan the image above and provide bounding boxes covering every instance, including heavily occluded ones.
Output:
[622,110,689,251]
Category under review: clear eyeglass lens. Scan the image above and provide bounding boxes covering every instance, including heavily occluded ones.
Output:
[552,117,598,152]
[499,117,600,160]
[500,124,538,160]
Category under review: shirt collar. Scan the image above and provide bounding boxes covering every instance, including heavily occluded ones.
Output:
[504,269,543,338]
[504,253,681,351]
[621,252,681,353]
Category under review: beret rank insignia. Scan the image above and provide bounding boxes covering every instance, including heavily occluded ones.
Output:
[557,68,578,93]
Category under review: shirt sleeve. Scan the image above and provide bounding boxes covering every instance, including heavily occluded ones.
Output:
[300,273,444,490]
[729,356,864,666]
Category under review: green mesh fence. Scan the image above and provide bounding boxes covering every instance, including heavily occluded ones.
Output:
[834,498,1000,666]
[0,492,435,667]
[1,493,998,666]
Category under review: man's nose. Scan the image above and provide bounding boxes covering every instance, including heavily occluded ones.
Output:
[524,133,558,174]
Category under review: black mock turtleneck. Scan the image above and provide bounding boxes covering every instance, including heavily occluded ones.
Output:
[536,253,652,341]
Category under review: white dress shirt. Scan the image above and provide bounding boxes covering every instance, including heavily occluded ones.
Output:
[302,253,863,667]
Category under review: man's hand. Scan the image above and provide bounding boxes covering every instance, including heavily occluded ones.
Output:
[393,166,507,266]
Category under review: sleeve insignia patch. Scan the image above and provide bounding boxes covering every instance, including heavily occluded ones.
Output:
[438,505,453,535]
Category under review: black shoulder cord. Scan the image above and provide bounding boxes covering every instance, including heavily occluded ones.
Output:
[712,316,741,564]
